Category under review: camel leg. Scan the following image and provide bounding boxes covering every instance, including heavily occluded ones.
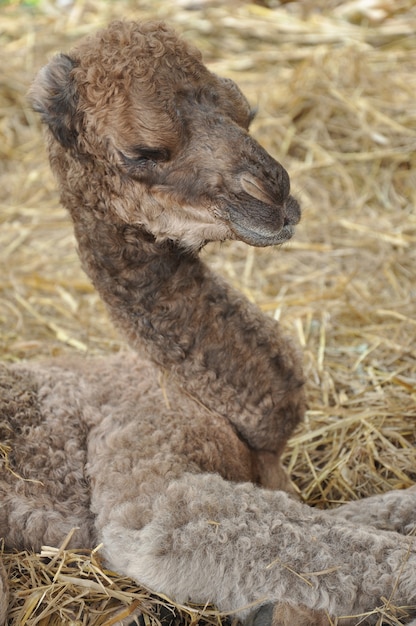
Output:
[100,473,416,623]
[243,485,416,626]
[327,485,416,534]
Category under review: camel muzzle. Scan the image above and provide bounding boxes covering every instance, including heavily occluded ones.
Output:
[224,169,301,247]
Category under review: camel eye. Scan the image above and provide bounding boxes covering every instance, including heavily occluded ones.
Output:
[119,146,170,174]
[119,146,170,169]
[133,155,155,167]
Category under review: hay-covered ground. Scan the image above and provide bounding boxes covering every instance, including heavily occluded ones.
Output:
[1,0,415,624]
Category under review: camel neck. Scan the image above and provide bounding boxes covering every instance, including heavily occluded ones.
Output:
[73,210,207,361]
[70,206,305,455]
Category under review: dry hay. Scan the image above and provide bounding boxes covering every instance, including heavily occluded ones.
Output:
[1,0,415,624]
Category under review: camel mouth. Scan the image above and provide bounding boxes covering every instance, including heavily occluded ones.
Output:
[230,221,295,247]
[225,194,300,247]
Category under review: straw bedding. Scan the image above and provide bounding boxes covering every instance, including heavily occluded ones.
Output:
[1,0,415,624]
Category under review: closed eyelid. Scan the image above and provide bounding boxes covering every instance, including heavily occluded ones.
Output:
[130,146,170,159]
[120,146,170,162]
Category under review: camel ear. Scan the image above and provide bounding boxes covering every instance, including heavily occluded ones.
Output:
[28,53,79,149]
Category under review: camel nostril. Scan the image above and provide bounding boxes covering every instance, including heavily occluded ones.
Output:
[239,165,291,208]
[240,173,275,206]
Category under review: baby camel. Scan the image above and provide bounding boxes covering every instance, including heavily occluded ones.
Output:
[1,20,415,626]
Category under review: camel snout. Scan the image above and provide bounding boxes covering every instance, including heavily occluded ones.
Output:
[236,170,301,237]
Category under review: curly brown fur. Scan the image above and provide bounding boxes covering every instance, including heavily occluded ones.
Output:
[0,20,415,626]
[0,364,95,551]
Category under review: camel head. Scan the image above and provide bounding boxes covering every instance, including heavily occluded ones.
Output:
[28,20,301,251]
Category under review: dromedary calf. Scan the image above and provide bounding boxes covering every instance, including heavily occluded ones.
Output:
[1,20,415,626]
